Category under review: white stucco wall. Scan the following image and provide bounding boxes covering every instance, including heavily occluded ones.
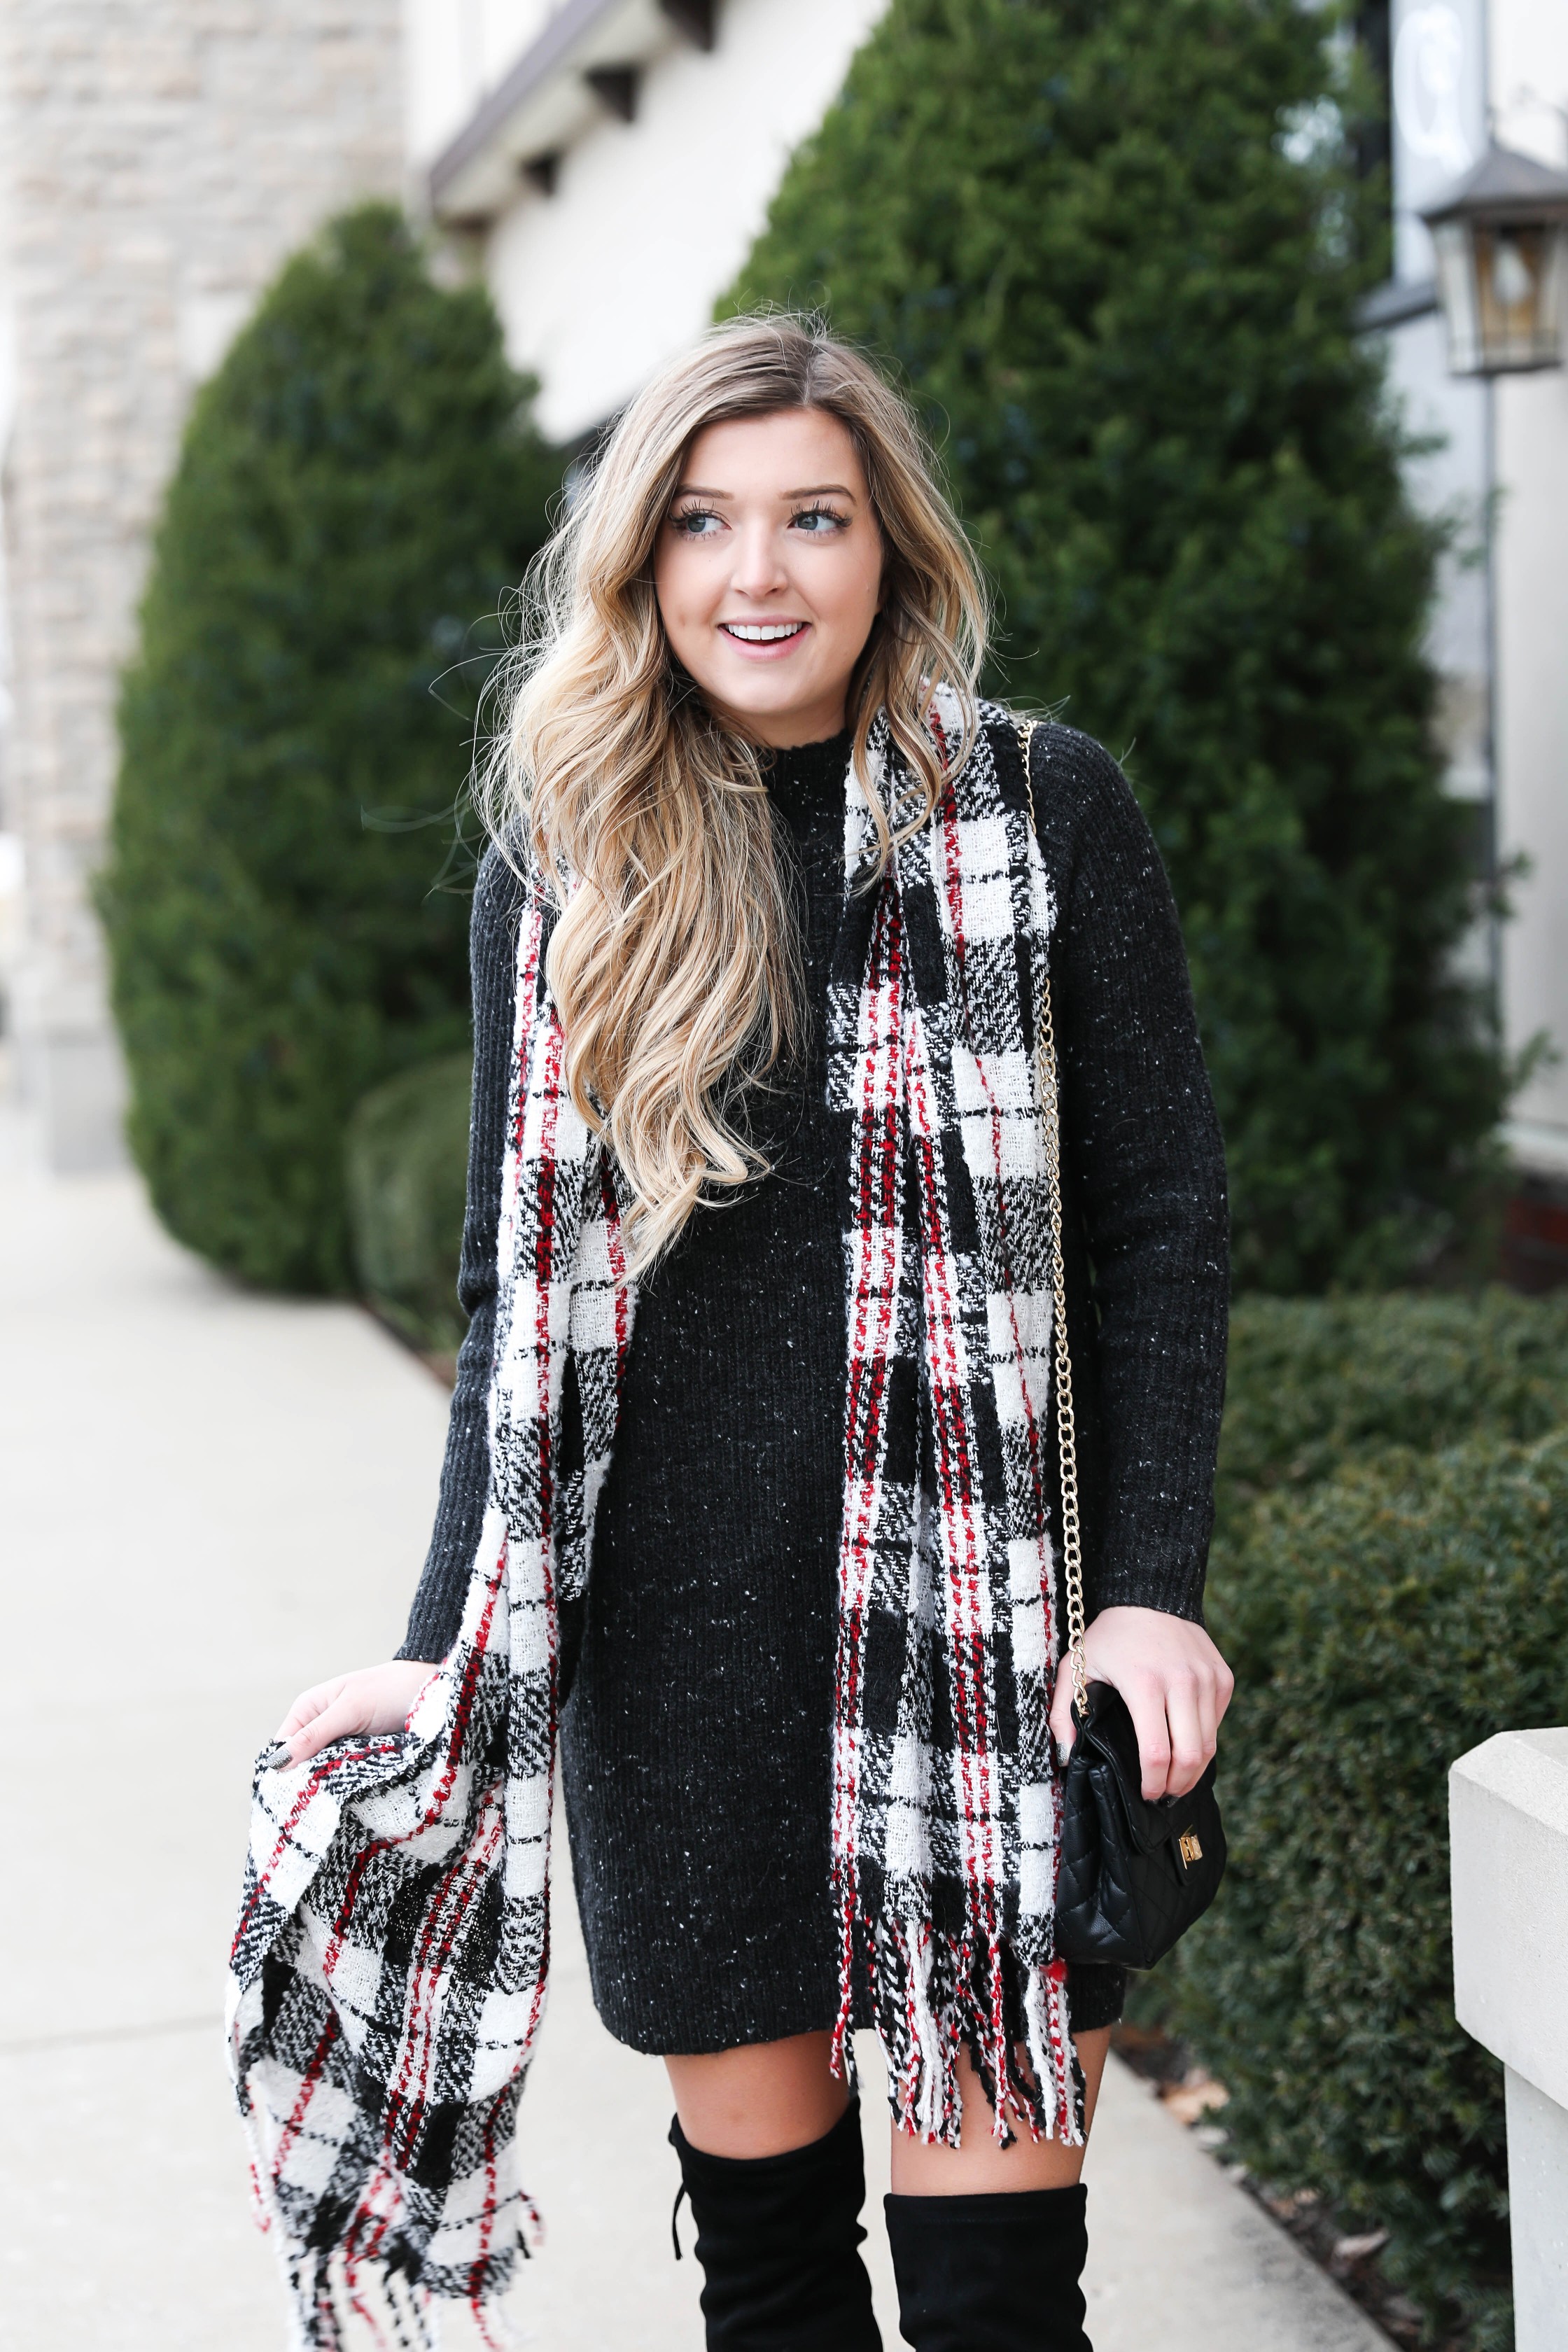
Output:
[1385,0,1568,1176]
[404,0,558,169]
[423,0,888,442]
[1490,0,1568,1170]
[1382,313,1490,804]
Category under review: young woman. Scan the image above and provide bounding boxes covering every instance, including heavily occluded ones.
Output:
[246,315,1232,2352]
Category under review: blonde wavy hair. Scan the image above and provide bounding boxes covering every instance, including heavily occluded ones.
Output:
[484,312,988,1273]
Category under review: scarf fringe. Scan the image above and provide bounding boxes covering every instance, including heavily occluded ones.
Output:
[247,2194,526,2352]
[271,2246,524,2352]
[233,2012,533,2352]
[834,1907,1084,2152]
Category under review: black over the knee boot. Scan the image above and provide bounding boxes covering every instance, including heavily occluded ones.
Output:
[883,2184,1091,2352]
[669,2099,882,2351]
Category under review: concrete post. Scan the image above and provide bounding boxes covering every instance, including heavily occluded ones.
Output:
[1450,1728,1568,2351]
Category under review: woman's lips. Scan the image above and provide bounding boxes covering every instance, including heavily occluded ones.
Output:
[718,620,810,660]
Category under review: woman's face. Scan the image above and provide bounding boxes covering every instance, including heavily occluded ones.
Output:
[654,407,884,748]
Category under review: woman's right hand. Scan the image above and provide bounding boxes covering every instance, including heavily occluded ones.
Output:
[275,1660,439,1768]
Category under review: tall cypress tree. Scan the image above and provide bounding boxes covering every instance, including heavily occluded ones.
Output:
[728,0,1505,1292]
[102,205,558,1292]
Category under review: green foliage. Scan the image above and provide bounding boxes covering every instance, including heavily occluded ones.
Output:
[102,204,557,1291]
[1150,1289,1568,2346]
[1219,1287,1568,1532]
[727,0,1506,1291]
[345,1052,472,1354]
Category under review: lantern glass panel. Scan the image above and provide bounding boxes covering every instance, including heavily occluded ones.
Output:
[1432,218,1483,372]
[1432,215,1568,374]
[1474,223,1564,370]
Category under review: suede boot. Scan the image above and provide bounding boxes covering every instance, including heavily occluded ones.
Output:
[668,2099,882,2351]
[883,2183,1091,2351]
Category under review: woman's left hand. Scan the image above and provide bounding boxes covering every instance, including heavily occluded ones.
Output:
[1048,1604,1234,1802]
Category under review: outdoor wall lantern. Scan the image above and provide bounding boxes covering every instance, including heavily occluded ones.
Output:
[1421,140,1568,375]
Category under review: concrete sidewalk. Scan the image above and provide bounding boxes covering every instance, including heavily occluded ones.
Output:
[0,1126,1388,2351]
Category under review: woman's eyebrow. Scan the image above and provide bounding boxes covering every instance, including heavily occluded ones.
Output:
[669,481,860,501]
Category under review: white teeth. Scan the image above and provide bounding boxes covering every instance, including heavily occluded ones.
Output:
[722,622,805,642]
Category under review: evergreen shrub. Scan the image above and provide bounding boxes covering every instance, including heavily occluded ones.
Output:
[1153,1289,1568,2346]
[101,204,557,1292]
[1219,1287,1568,1532]
[727,0,1508,1291]
[345,1052,472,1355]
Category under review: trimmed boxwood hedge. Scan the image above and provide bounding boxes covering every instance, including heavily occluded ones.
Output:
[101,204,556,1294]
[1219,1289,1568,1523]
[345,1051,472,1357]
[1155,1289,1568,2348]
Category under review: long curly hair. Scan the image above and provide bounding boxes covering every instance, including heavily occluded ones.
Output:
[484,312,988,1273]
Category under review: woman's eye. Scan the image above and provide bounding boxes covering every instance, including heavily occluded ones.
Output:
[792,507,847,535]
[672,507,722,538]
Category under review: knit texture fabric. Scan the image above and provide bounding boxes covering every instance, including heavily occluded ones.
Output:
[228,708,1227,2345]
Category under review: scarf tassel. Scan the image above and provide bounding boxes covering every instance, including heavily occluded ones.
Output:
[254,2231,525,2352]
[835,1907,1084,2152]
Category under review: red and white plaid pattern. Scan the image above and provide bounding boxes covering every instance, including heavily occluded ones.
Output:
[827,702,1074,2150]
[228,702,1074,2348]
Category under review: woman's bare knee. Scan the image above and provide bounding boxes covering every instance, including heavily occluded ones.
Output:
[664,2029,849,2159]
[888,2027,1112,2196]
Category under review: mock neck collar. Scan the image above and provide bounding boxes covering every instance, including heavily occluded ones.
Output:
[763,728,853,834]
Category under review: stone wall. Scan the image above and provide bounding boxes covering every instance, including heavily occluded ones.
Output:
[0,2,404,1167]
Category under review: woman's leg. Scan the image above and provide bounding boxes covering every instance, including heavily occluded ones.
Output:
[888,2026,1111,2194]
[883,2029,1112,2352]
[664,2032,878,2351]
[666,2029,849,2157]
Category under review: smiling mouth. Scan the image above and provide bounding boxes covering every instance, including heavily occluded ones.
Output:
[720,621,808,644]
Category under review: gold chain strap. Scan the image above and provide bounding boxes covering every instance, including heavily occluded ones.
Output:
[1016,717,1088,1725]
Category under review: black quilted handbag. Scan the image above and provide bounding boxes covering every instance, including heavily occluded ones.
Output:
[1053,1681,1226,1966]
[1019,715,1227,1972]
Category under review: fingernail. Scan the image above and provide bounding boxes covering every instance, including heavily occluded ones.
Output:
[265,1740,297,1771]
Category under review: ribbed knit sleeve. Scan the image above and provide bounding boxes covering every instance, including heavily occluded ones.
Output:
[396,845,524,1663]
[1026,722,1230,1623]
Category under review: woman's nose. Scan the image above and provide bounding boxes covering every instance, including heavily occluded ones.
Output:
[729,522,791,601]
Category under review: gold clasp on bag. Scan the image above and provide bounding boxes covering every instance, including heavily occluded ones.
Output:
[1178,1830,1204,1868]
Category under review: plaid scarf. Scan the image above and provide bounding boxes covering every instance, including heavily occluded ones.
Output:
[227,701,1075,2349]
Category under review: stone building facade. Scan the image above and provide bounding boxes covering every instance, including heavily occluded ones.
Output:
[0,2,405,1168]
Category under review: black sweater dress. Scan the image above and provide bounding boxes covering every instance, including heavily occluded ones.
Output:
[400,720,1230,2057]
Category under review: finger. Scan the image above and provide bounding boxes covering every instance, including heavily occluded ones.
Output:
[1213,1653,1236,1728]
[287,1693,367,1768]
[1163,1674,1210,1800]
[1194,1668,1220,1765]
[1049,1667,1079,1759]
[1120,1676,1172,1803]
[276,1679,346,1741]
